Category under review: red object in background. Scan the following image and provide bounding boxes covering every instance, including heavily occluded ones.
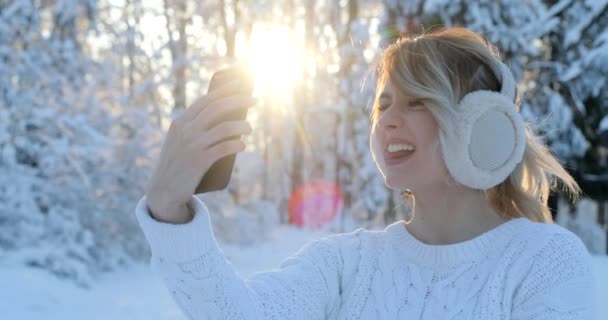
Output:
[288,181,343,228]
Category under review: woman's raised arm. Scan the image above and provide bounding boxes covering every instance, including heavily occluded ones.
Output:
[136,194,344,320]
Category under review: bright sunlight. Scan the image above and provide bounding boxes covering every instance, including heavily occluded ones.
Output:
[244,25,304,100]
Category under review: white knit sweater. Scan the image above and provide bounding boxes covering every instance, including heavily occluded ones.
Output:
[135,195,597,320]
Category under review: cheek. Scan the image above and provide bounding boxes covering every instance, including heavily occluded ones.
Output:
[427,143,445,171]
[408,112,438,143]
[369,129,386,174]
[420,139,452,182]
[408,115,451,180]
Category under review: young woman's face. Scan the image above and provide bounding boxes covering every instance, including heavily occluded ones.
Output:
[370,80,451,192]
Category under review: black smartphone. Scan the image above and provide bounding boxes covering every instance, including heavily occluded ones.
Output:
[195,67,254,194]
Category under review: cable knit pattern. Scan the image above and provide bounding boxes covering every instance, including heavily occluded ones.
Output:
[135,195,597,320]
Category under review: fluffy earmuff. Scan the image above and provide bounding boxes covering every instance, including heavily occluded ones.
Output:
[439,62,526,189]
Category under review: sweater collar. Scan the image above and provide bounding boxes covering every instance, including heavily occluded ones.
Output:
[384,217,530,269]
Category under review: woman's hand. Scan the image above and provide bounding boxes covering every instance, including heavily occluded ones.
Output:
[145,80,256,223]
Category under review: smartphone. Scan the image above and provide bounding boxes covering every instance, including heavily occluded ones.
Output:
[195,67,254,194]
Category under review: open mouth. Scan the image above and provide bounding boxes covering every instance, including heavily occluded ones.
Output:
[384,150,414,166]
[384,142,416,166]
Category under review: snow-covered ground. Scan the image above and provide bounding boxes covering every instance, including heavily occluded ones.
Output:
[1,225,607,320]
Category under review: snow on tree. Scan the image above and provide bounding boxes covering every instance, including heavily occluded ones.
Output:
[0,0,152,285]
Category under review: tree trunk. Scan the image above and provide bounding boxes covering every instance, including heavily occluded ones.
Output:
[290,0,316,195]
[163,0,188,111]
[220,0,239,58]
[335,0,358,209]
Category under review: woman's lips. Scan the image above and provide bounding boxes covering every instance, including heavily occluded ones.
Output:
[382,137,416,166]
[384,150,414,166]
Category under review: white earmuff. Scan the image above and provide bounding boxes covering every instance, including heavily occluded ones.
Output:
[440,62,526,189]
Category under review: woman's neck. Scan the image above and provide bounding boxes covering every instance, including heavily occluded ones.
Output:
[404,186,508,245]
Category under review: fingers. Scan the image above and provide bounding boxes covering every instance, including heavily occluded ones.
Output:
[198,139,246,165]
[199,120,253,149]
[186,95,256,134]
[183,79,244,120]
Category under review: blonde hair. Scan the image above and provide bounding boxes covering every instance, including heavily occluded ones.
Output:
[371,27,580,223]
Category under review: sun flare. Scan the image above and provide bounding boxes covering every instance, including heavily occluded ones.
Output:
[245,25,303,100]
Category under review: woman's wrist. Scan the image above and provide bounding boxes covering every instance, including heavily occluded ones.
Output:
[146,192,194,224]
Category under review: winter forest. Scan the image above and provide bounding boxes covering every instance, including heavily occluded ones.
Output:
[1,0,607,318]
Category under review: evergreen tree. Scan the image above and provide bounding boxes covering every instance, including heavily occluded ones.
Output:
[0,0,149,284]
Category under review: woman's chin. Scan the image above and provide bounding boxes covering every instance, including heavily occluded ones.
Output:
[384,177,411,191]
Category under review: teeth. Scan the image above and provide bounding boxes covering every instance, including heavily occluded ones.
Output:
[387,144,415,152]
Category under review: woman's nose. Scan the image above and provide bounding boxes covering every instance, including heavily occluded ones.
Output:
[377,109,403,130]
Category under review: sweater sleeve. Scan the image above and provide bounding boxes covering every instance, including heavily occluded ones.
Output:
[134,194,343,320]
[511,229,597,320]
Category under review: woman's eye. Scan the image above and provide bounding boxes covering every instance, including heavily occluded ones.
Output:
[377,99,423,112]
[409,100,424,109]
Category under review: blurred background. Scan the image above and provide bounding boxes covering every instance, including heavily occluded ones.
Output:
[1,0,607,318]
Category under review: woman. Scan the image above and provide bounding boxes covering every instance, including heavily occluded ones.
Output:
[136,27,596,319]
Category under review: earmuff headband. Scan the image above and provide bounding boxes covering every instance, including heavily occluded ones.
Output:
[498,62,516,102]
[439,61,526,190]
